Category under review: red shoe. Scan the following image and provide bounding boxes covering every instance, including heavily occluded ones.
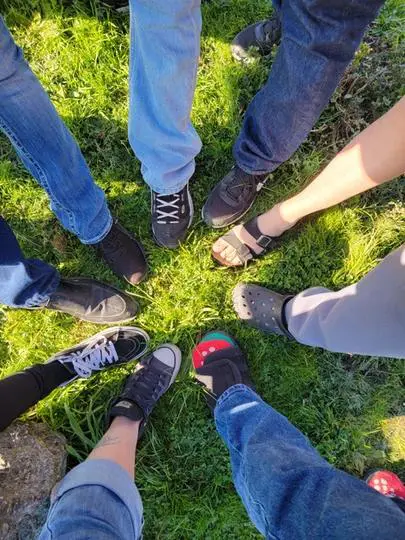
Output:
[366,470,405,500]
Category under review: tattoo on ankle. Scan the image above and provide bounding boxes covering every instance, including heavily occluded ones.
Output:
[95,435,121,449]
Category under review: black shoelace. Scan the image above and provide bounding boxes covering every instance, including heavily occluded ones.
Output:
[226,170,257,203]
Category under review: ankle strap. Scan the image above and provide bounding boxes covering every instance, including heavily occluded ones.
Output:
[244,217,273,250]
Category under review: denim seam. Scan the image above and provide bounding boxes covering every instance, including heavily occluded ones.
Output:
[0,112,77,235]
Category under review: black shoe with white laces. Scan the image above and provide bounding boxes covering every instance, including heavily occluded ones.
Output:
[107,344,182,437]
[151,184,193,249]
[47,327,150,387]
[202,165,269,228]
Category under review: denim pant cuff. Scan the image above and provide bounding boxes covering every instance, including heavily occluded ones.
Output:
[234,159,274,177]
[79,212,113,245]
[54,459,143,535]
[25,268,60,308]
[145,176,191,195]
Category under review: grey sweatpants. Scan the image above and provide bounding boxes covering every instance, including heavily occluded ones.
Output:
[285,244,405,359]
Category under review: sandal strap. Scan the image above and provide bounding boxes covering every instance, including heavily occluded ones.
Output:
[244,217,274,250]
[220,231,254,263]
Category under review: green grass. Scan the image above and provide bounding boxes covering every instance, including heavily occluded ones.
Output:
[1,0,405,537]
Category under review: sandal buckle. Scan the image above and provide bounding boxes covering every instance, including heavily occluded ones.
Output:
[256,235,273,249]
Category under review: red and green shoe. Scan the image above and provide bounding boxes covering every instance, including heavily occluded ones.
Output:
[366,470,405,501]
[192,330,254,413]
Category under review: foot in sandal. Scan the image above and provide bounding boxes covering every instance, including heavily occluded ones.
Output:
[212,205,297,267]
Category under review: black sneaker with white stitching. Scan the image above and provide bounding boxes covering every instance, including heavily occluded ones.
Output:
[151,184,193,249]
[107,344,182,437]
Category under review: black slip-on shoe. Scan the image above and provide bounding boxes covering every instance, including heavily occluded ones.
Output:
[233,283,294,338]
[192,330,254,414]
[231,15,282,62]
[202,165,268,229]
[151,184,193,249]
[95,220,148,285]
[46,277,139,324]
[47,326,150,386]
[107,344,182,437]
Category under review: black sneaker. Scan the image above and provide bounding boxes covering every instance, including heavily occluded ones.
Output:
[231,15,282,63]
[47,326,150,387]
[108,344,182,436]
[233,283,294,338]
[95,220,148,285]
[151,184,193,249]
[202,165,268,228]
[192,330,254,413]
[46,277,139,324]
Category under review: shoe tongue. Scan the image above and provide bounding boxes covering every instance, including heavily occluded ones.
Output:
[153,347,174,368]
[227,169,253,200]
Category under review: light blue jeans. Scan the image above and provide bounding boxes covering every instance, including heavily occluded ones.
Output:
[39,386,405,539]
[128,0,202,194]
[0,17,112,307]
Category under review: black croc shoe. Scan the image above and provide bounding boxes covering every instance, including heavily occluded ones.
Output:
[233,283,294,338]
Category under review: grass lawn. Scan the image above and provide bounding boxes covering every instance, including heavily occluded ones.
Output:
[1,0,404,537]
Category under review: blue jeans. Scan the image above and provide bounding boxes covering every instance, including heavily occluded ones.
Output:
[40,385,405,539]
[0,18,112,307]
[129,0,383,191]
[129,0,202,195]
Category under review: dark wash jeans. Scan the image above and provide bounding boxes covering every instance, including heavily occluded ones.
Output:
[39,385,405,539]
[234,0,385,174]
[0,18,111,307]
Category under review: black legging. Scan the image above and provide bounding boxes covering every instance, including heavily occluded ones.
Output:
[0,362,71,431]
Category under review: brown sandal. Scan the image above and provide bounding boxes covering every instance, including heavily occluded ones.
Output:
[212,217,277,267]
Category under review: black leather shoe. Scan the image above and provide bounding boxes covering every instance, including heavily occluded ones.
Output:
[95,221,148,285]
[231,15,282,62]
[202,166,268,228]
[46,277,139,324]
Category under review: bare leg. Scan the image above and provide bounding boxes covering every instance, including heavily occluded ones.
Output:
[89,417,140,479]
[213,96,405,264]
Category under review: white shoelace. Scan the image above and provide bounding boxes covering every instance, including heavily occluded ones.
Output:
[58,338,118,379]
[155,194,181,224]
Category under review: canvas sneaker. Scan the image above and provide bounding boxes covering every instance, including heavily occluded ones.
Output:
[108,344,182,436]
[47,326,150,387]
